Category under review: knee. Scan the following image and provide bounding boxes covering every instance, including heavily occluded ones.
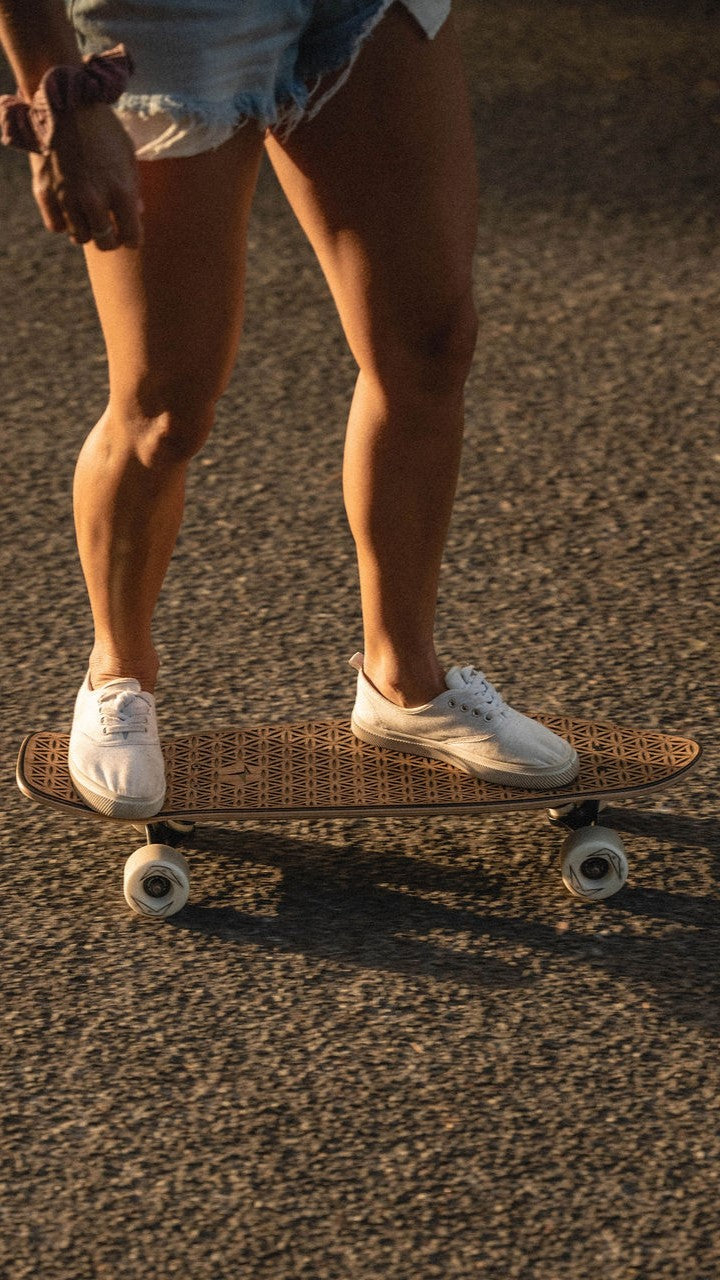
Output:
[372,290,479,399]
[118,373,222,469]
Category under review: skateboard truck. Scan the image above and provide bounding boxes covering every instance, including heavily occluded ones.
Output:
[547,798,603,828]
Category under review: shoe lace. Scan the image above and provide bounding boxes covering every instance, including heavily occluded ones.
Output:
[98,688,152,737]
[451,667,508,721]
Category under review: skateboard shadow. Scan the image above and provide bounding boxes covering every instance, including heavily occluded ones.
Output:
[603,805,720,852]
[602,805,720,921]
[168,813,720,1030]
[171,822,526,991]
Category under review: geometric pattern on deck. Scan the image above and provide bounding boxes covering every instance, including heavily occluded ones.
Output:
[18,716,701,820]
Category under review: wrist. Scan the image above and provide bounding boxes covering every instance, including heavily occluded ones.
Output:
[16,53,83,103]
[0,3,83,98]
[0,45,133,153]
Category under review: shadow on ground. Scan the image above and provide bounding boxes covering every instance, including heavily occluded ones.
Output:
[167,808,720,1031]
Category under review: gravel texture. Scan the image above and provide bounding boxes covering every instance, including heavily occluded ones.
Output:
[0,2,718,1277]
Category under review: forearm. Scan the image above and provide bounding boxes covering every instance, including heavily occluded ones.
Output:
[0,1,82,97]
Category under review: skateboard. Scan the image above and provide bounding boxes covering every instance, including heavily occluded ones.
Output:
[16,715,701,919]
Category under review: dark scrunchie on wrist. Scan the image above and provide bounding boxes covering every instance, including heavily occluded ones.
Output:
[0,44,134,155]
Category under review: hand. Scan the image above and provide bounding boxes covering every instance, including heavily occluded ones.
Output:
[29,101,143,251]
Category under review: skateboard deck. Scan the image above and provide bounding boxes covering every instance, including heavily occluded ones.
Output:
[16,715,701,915]
[18,713,700,819]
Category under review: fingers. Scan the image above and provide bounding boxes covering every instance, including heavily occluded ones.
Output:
[89,223,119,250]
[58,190,142,252]
[29,157,143,251]
[61,196,94,247]
[74,188,143,251]
[29,155,65,234]
[76,191,118,250]
[36,188,67,235]
[112,186,144,249]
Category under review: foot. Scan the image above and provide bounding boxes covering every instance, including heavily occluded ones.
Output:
[349,653,579,790]
[68,673,166,819]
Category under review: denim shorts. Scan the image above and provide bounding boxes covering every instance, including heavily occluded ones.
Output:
[66,0,452,158]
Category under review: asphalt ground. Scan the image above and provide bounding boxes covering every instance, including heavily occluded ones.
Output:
[1,2,719,1277]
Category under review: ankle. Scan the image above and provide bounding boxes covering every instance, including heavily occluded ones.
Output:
[362,650,446,708]
[89,647,159,694]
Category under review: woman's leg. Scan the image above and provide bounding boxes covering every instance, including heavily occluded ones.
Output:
[265,3,479,707]
[75,125,265,693]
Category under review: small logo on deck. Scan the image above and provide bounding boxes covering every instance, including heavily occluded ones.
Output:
[219,762,262,785]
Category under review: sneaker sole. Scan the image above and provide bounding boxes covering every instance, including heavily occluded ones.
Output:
[350,715,580,792]
[68,764,166,821]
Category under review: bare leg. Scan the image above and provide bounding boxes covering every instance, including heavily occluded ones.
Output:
[265,4,479,707]
[74,126,265,691]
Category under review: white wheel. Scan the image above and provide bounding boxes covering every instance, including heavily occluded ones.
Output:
[123,844,190,918]
[560,826,628,901]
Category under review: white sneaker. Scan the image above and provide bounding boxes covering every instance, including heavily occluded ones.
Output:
[349,653,579,790]
[68,674,166,819]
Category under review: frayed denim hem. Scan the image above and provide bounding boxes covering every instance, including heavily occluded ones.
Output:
[114,0,450,158]
[115,77,324,157]
[116,90,284,159]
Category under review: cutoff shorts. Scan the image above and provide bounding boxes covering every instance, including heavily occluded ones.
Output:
[65,0,452,158]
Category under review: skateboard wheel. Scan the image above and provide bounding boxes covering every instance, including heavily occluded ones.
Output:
[123,844,190,918]
[560,827,628,901]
